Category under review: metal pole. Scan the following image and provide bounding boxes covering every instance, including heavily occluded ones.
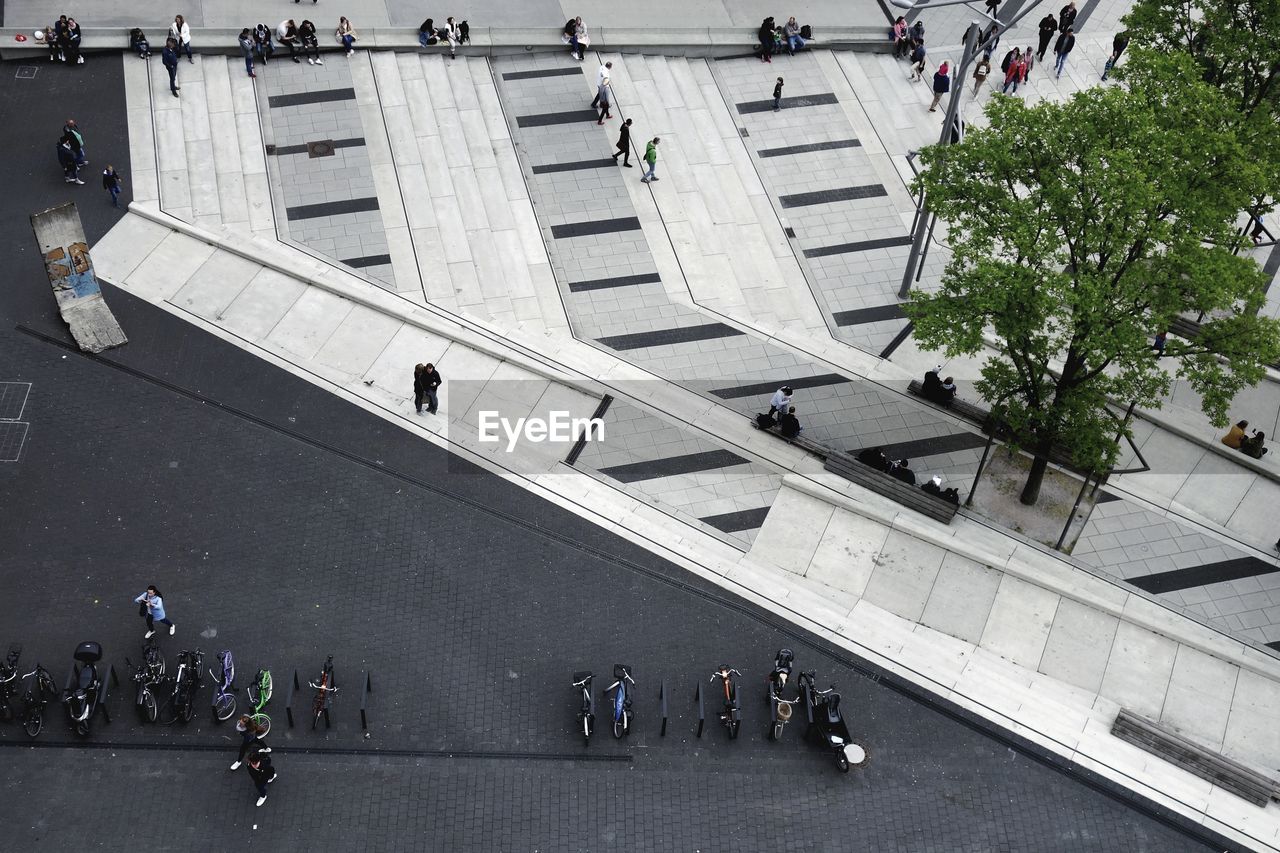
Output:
[1056,470,1094,551]
[964,430,997,507]
[915,212,939,284]
[899,21,979,298]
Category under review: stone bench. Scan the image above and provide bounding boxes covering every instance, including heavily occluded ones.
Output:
[0,25,890,60]
[1111,708,1278,807]
[752,417,959,523]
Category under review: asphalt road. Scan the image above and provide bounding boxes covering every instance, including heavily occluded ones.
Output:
[0,55,1234,852]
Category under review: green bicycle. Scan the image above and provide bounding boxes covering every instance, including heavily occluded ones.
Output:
[246,668,273,735]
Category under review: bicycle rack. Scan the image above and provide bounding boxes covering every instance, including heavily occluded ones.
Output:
[693,681,704,738]
[285,669,300,729]
[658,679,668,737]
[358,671,372,730]
[98,664,118,724]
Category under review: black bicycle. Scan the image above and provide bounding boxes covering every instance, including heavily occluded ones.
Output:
[20,663,57,738]
[169,649,204,724]
[0,644,21,722]
[126,641,166,724]
[309,655,338,729]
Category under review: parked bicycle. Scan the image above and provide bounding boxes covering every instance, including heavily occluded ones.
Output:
[247,667,273,735]
[209,650,237,722]
[309,655,338,729]
[168,649,204,724]
[20,662,57,738]
[606,664,635,739]
[572,671,594,744]
[710,664,742,739]
[125,641,167,723]
[0,644,22,722]
[65,641,104,736]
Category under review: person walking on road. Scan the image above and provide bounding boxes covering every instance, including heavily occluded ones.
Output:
[972,54,991,94]
[908,39,927,81]
[773,77,784,111]
[229,715,271,770]
[169,15,193,62]
[611,118,632,167]
[595,81,612,124]
[1002,48,1025,93]
[63,119,87,167]
[134,585,175,638]
[929,62,951,111]
[1058,2,1078,33]
[591,61,612,108]
[1036,12,1057,60]
[102,165,124,207]
[246,751,277,807]
[640,137,660,183]
[162,38,181,96]
[1102,30,1129,80]
[238,28,256,78]
[1054,28,1076,77]
[58,137,82,184]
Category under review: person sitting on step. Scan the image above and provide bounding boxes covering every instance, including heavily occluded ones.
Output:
[779,406,802,438]
[857,446,890,472]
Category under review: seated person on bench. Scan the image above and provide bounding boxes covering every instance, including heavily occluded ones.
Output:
[857,446,889,472]
[888,458,916,485]
[1241,429,1270,458]
[778,406,802,438]
[921,367,956,407]
[921,475,960,503]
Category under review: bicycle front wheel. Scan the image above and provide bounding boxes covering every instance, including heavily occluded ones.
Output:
[179,693,194,723]
[23,709,42,738]
[250,712,271,737]
[141,690,158,724]
[260,672,273,704]
[213,693,236,721]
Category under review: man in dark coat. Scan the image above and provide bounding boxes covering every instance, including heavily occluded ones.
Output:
[779,406,802,438]
[161,38,181,97]
[612,118,632,167]
[1059,2,1077,32]
[1054,28,1076,77]
[1036,13,1058,60]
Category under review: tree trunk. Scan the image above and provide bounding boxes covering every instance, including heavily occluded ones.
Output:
[1019,454,1050,505]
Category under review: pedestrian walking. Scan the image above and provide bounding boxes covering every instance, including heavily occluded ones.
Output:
[768,385,793,416]
[414,363,442,415]
[229,715,271,770]
[169,15,193,62]
[929,62,951,111]
[58,137,82,184]
[238,29,256,78]
[1036,13,1058,60]
[1002,48,1025,93]
[1021,46,1035,83]
[253,24,274,64]
[245,751,277,808]
[980,23,1000,59]
[595,84,611,124]
[1152,330,1167,357]
[102,165,124,207]
[590,61,612,108]
[162,38,181,96]
[1054,28,1075,77]
[611,118,633,167]
[1058,2,1077,32]
[336,17,358,56]
[299,20,323,64]
[1102,30,1129,80]
[63,119,87,167]
[972,54,991,94]
[640,136,660,183]
[133,585,176,638]
[908,40,927,81]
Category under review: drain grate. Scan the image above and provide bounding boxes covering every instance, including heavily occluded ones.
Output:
[15,66,37,79]
[306,139,336,158]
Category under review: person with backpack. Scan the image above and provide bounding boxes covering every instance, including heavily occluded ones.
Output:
[640,137,660,183]
[972,54,992,94]
[1036,12,1058,60]
[1054,27,1076,77]
[928,62,951,111]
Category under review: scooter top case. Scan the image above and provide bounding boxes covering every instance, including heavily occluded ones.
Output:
[73,641,103,664]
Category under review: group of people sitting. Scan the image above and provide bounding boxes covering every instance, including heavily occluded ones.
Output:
[756,17,809,62]
[1222,420,1270,459]
[756,385,803,438]
[857,447,961,503]
[39,15,85,64]
[920,367,957,407]
[420,17,468,57]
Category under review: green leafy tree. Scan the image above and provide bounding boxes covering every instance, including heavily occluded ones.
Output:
[906,75,1280,505]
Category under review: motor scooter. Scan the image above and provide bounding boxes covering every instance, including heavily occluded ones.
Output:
[766,649,797,741]
[797,669,866,773]
[64,641,104,736]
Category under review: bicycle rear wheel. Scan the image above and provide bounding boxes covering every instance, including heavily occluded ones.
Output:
[179,691,194,723]
[23,708,42,738]
[213,692,236,721]
[250,712,271,737]
[141,689,158,724]
[260,672,273,704]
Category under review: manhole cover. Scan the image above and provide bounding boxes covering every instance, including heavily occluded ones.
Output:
[306,140,336,158]
[15,66,37,79]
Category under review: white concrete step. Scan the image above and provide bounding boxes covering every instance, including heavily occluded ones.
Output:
[203,58,250,229]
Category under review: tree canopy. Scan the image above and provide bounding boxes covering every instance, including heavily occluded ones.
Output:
[905,70,1280,504]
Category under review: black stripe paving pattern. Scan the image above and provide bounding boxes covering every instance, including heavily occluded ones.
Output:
[1125,557,1280,595]
[861,432,990,461]
[780,185,888,209]
[805,235,915,258]
[709,373,850,399]
[268,88,357,108]
[737,93,838,114]
[834,304,907,326]
[568,273,662,293]
[700,506,771,533]
[596,323,744,351]
[598,449,748,483]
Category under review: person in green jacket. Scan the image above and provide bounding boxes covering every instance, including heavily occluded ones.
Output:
[640,136,660,183]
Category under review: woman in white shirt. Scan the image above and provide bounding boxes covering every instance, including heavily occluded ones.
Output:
[169,15,192,62]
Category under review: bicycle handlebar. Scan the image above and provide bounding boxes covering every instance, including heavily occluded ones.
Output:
[308,681,339,692]
[709,669,742,680]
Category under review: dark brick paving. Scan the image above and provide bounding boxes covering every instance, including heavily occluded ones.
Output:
[0,56,1234,853]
